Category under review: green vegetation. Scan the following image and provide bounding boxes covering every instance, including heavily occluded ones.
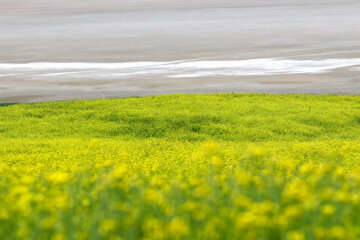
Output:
[0,93,360,239]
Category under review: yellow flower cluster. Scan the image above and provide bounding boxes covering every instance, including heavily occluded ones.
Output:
[0,139,359,240]
[1,93,360,239]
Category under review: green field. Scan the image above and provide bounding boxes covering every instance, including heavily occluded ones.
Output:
[1,93,360,240]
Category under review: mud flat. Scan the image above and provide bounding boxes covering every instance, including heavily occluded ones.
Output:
[1,0,360,102]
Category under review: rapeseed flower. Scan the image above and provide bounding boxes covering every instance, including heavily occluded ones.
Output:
[1,94,360,239]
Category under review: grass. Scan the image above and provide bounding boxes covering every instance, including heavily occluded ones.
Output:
[0,93,360,239]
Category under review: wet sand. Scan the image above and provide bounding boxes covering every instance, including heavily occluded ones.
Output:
[1,0,360,103]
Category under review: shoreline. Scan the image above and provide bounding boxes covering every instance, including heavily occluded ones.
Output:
[2,88,359,104]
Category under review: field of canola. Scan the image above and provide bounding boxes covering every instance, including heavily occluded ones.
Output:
[1,93,360,240]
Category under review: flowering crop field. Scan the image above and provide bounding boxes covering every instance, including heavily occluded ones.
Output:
[1,93,360,240]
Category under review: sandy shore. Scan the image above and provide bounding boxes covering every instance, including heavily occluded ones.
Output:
[1,0,360,103]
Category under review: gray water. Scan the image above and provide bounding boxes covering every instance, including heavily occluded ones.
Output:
[1,0,360,102]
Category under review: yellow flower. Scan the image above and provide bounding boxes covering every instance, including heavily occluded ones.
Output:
[335,190,351,203]
[248,147,265,158]
[54,195,68,209]
[0,209,9,220]
[287,231,305,240]
[47,172,70,185]
[322,204,335,215]
[143,188,160,204]
[167,218,189,238]
[150,176,164,187]
[21,175,35,185]
[41,216,57,229]
[299,163,314,176]
[235,169,253,186]
[52,233,65,240]
[195,185,211,198]
[278,158,296,173]
[81,198,90,207]
[99,219,116,235]
[89,139,99,149]
[142,218,165,239]
[334,167,346,179]
[210,156,223,169]
[111,165,128,180]
[318,163,335,176]
[281,205,302,224]
[283,179,311,202]
[330,226,347,240]
[203,142,219,156]
[234,195,252,208]
[235,211,257,229]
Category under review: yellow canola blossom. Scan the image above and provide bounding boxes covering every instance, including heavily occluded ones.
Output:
[0,94,360,239]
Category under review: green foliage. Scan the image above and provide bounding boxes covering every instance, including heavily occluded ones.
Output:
[0,93,359,141]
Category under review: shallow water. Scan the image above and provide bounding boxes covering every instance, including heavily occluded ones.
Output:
[1,0,360,102]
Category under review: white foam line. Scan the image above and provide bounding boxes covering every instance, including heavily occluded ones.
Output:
[38,71,85,76]
[0,62,162,71]
[1,58,360,78]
